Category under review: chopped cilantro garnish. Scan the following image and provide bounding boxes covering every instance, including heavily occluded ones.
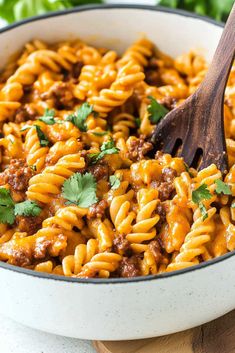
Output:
[109,175,121,190]
[147,96,169,124]
[192,184,212,220]
[39,108,56,125]
[92,131,108,136]
[88,139,119,164]
[215,179,232,195]
[0,188,41,225]
[35,125,49,147]
[0,188,15,225]
[66,102,93,132]
[199,203,208,221]
[20,124,49,147]
[62,172,98,208]
[14,200,42,217]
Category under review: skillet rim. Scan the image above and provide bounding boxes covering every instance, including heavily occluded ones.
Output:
[0,3,232,285]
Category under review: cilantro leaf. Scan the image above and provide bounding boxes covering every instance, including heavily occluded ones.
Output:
[0,188,14,207]
[0,188,15,225]
[109,175,121,190]
[35,125,49,147]
[66,102,93,132]
[92,131,108,136]
[215,179,232,195]
[0,205,15,225]
[192,184,212,220]
[88,139,119,164]
[192,184,212,204]
[147,96,169,124]
[39,108,56,125]
[199,202,208,221]
[15,200,42,217]
[62,172,98,208]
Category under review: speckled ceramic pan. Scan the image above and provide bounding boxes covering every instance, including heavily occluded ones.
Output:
[0,4,234,341]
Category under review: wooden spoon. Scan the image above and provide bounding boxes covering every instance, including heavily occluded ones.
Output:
[151,4,235,172]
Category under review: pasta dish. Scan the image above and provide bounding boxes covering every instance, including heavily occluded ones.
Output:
[0,37,234,278]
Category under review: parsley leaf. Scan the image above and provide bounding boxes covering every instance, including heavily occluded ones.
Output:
[39,108,56,125]
[62,172,98,208]
[15,200,42,217]
[0,189,42,224]
[192,184,212,220]
[0,188,15,225]
[35,125,49,147]
[88,139,119,164]
[215,179,232,195]
[192,184,212,204]
[147,96,169,124]
[66,102,93,132]
[109,175,121,190]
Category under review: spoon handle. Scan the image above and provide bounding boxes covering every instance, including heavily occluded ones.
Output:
[199,3,235,100]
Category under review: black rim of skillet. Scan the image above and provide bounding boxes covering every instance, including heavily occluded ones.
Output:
[0,4,231,284]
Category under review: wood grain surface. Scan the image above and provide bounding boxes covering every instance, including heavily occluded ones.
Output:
[93,310,235,353]
[151,3,235,172]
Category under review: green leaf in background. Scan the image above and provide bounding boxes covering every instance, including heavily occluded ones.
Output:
[0,0,102,24]
[158,0,234,22]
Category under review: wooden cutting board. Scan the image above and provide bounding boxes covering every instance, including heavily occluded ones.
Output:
[93,310,235,353]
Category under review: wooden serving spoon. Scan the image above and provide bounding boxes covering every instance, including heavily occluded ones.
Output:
[151,4,235,172]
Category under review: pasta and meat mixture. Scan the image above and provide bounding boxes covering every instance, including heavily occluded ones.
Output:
[0,37,234,278]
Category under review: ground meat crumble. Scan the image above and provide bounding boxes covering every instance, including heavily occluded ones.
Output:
[0,159,34,201]
[127,135,153,161]
[113,234,131,256]
[151,167,177,201]
[117,255,141,278]
[87,199,108,219]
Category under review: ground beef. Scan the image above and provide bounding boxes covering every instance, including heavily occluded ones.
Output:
[87,199,108,219]
[0,159,34,197]
[33,234,66,259]
[145,69,162,86]
[151,167,177,201]
[16,216,43,235]
[155,150,164,161]
[41,82,74,109]
[127,136,153,161]
[118,256,140,278]
[10,248,32,267]
[33,239,53,259]
[63,61,83,82]
[159,96,177,110]
[88,163,109,181]
[113,234,130,256]
[155,202,167,232]
[15,105,37,123]
[161,167,177,183]
[148,240,163,264]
